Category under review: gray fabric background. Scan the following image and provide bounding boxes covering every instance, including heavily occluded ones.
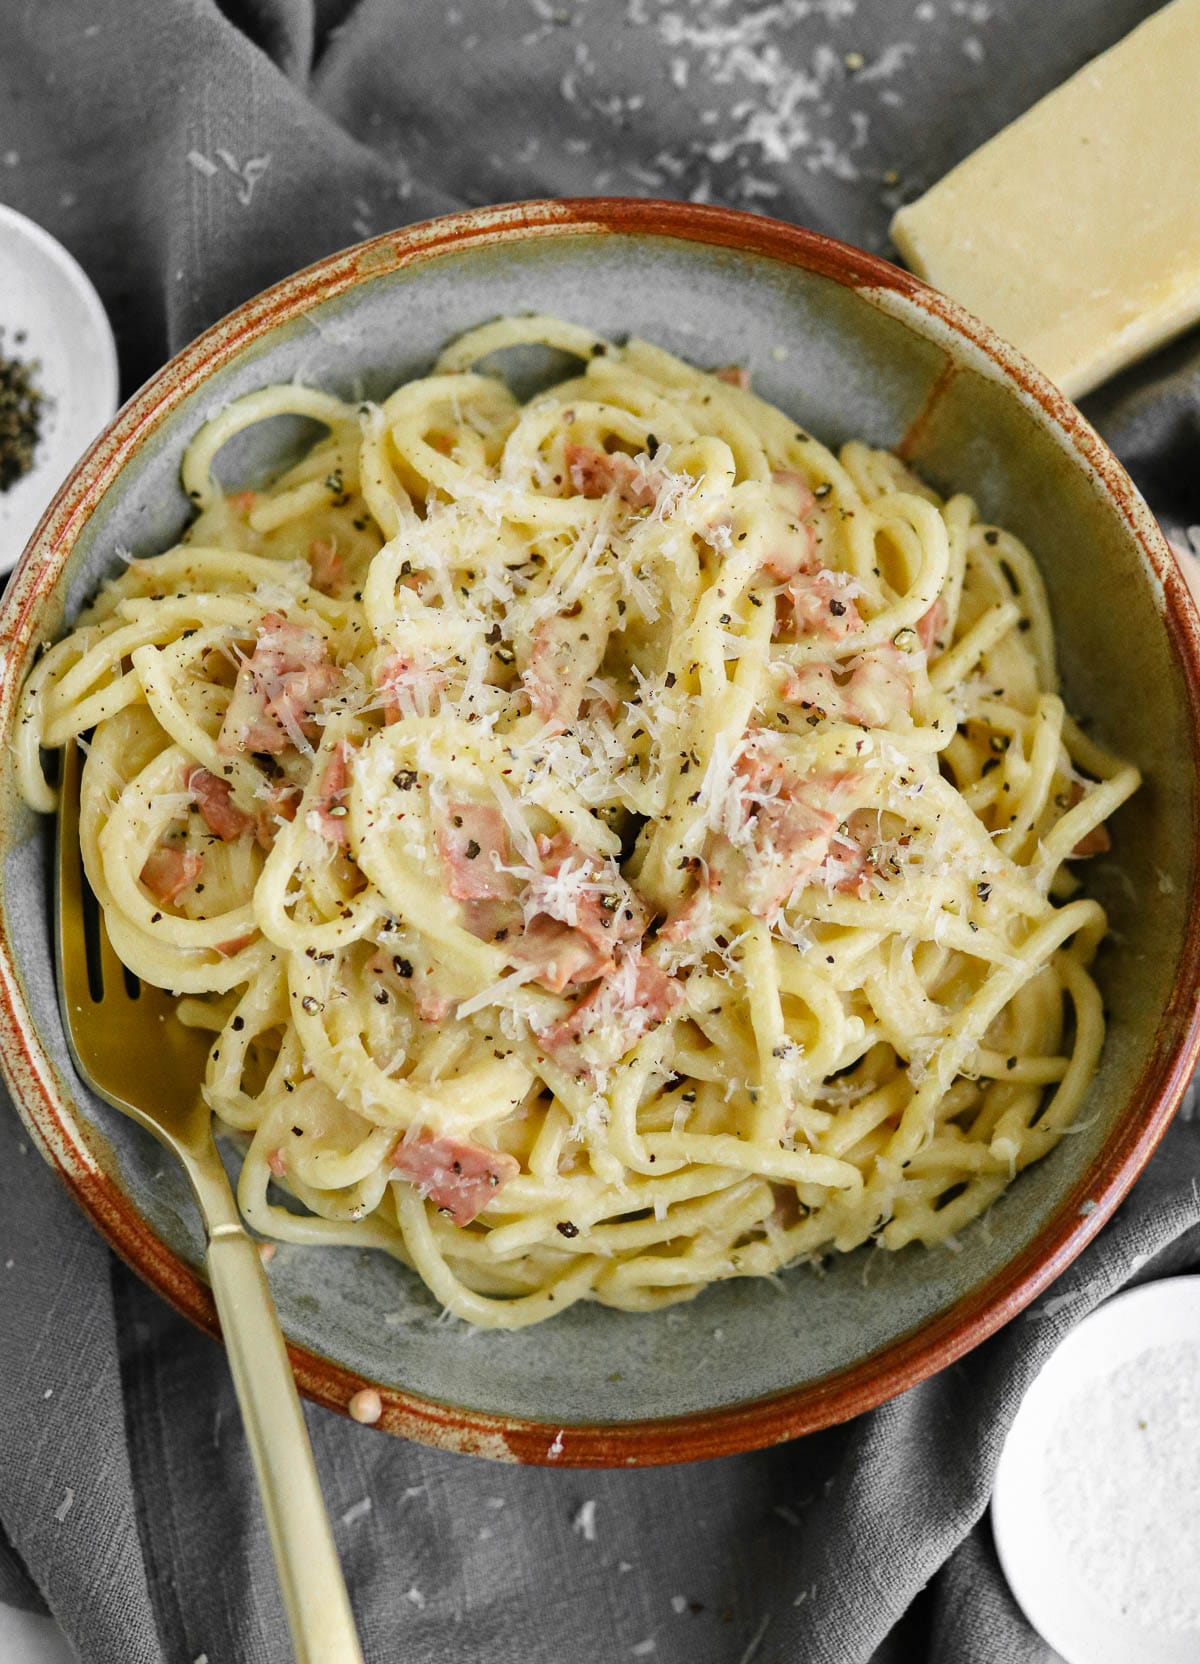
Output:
[2,3,1199,1660]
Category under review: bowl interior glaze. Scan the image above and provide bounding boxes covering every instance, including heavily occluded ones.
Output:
[1,201,1198,1465]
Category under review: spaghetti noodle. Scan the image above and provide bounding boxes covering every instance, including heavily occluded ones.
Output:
[18,315,1139,1328]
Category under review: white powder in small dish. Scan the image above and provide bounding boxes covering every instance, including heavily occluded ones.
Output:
[1044,1342,1200,1632]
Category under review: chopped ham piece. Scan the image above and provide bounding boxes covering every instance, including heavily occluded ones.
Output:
[376,653,448,722]
[781,647,913,728]
[776,568,863,642]
[761,472,819,581]
[215,931,256,957]
[816,809,885,898]
[772,1184,804,1228]
[230,491,257,515]
[1071,823,1111,858]
[514,916,612,994]
[917,598,947,656]
[514,835,647,993]
[658,885,713,947]
[308,537,343,595]
[313,743,351,846]
[531,834,646,951]
[762,536,818,584]
[218,614,341,756]
[366,948,452,1024]
[267,1148,287,1178]
[255,781,302,851]
[187,766,252,842]
[539,954,684,1075]
[433,804,654,995]
[459,895,522,945]
[714,739,851,916]
[523,607,608,731]
[714,365,751,389]
[564,442,659,511]
[140,845,203,905]
[771,468,815,519]
[1064,781,1112,858]
[435,801,518,903]
[391,1134,519,1225]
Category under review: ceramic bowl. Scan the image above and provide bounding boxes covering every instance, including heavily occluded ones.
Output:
[1,199,1198,1466]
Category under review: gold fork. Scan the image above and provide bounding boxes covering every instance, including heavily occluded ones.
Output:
[55,740,364,1664]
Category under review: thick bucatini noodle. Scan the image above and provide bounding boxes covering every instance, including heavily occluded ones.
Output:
[19,316,1138,1328]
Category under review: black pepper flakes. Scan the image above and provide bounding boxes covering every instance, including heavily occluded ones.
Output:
[0,339,44,491]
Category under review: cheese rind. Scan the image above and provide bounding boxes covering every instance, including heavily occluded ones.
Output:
[890,0,1200,399]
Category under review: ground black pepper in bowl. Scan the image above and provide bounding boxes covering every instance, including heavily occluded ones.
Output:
[0,330,44,491]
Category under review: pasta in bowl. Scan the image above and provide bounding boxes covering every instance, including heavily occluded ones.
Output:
[18,312,1139,1331]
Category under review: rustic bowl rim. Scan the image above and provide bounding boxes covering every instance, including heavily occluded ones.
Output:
[2,196,1199,1467]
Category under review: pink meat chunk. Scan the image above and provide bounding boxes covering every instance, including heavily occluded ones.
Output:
[771,468,816,519]
[781,648,913,729]
[759,472,819,582]
[187,766,253,842]
[514,835,647,994]
[435,801,518,903]
[515,916,612,994]
[254,781,302,851]
[714,365,751,390]
[917,598,947,655]
[539,955,685,1076]
[1064,781,1112,858]
[140,845,203,905]
[714,739,852,916]
[523,608,607,731]
[218,614,341,756]
[308,537,343,595]
[762,533,818,584]
[376,653,448,722]
[215,931,257,957]
[776,568,863,642]
[564,442,660,511]
[313,743,351,846]
[816,808,885,898]
[391,1134,520,1225]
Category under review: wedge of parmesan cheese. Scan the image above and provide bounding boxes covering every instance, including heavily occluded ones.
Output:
[890,0,1200,399]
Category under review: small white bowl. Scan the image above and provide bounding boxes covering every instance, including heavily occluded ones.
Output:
[993,1276,1200,1663]
[0,203,118,573]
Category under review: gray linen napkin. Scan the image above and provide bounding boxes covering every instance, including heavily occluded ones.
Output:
[2,3,1198,1660]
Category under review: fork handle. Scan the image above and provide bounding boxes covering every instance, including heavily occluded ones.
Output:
[194,1165,365,1664]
